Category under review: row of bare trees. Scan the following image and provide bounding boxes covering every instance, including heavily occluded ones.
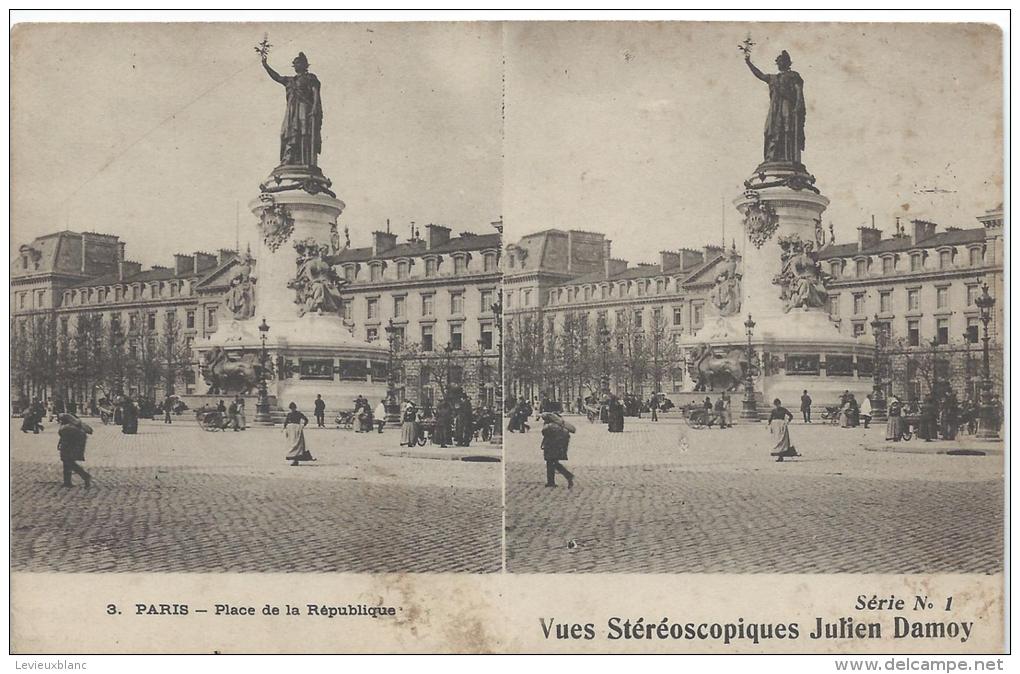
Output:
[11,312,194,408]
[503,309,686,403]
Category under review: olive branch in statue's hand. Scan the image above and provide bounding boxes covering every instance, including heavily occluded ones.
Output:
[255,33,272,60]
[738,33,755,58]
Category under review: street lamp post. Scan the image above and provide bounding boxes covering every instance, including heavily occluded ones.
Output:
[383,319,401,424]
[490,298,503,446]
[740,314,759,421]
[974,283,999,441]
[598,324,610,397]
[869,315,888,422]
[255,317,272,423]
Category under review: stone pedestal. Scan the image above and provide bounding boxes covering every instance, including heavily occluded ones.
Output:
[684,165,877,411]
[194,171,389,415]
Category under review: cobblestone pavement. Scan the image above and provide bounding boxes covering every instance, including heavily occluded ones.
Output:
[11,419,501,573]
[505,418,1003,574]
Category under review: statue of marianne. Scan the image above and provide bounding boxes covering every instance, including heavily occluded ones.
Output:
[744,50,806,165]
[261,51,322,167]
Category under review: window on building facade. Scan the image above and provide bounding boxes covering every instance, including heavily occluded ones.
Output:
[939,250,952,269]
[205,306,216,330]
[879,291,891,313]
[853,293,865,315]
[454,256,466,274]
[129,312,139,331]
[186,310,195,329]
[967,285,980,306]
[342,299,353,321]
[636,282,644,297]
[523,289,531,307]
[852,322,865,337]
[505,291,513,309]
[147,313,157,330]
[483,253,496,272]
[451,291,464,315]
[907,319,920,347]
[910,253,923,271]
[480,323,493,351]
[566,288,573,303]
[936,287,948,309]
[633,310,642,328]
[18,293,26,309]
[370,265,382,282]
[829,261,842,278]
[425,258,437,277]
[601,285,608,299]
[367,327,378,342]
[583,286,590,301]
[422,294,434,317]
[392,326,405,347]
[396,260,408,279]
[366,298,379,320]
[60,317,69,335]
[480,289,493,313]
[673,306,683,326]
[882,257,894,274]
[829,295,840,317]
[907,288,920,311]
[393,296,405,318]
[344,266,355,282]
[656,279,665,294]
[856,259,867,277]
[421,325,434,352]
[652,307,662,327]
[969,247,983,266]
[966,318,979,343]
[937,318,949,345]
[450,324,463,350]
[691,302,703,329]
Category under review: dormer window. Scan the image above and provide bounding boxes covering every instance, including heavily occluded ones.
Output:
[969,247,983,266]
[483,252,497,272]
[425,258,438,277]
[396,260,409,279]
[939,249,953,269]
[453,256,467,275]
[369,263,383,282]
[829,260,842,278]
[855,259,867,277]
[343,265,356,282]
[910,253,923,271]
[882,256,895,274]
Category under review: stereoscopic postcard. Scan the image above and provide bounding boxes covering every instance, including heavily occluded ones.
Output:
[9,17,1006,655]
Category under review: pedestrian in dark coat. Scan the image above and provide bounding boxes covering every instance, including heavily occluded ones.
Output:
[434,399,453,448]
[541,412,575,488]
[607,395,625,433]
[920,394,938,441]
[57,414,92,489]
[455,400,473,447]
[120,397,139,435]
[314,394,326,428]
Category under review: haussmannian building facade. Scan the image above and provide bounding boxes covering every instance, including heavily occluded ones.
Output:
[503,205,1004,405]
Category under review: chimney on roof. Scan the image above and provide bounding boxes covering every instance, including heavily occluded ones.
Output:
[703,244,723,260]
[602,239,613,277]
[174,254,195,276]
[194,252,217,274]
[857,225,882,252]
[606,259,629,277]
[677,248,705,271]
[118,260,141,281]
[117,241,126,263]
[910,219,937,246]
[659,250,682,272]
[218,249,236,266]
[425,224,451,250]
[80,232,89,273]
[373,231,398,256]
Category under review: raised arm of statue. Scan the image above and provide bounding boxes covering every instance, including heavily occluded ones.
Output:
[261,55,287,85]
[744,55,768,83]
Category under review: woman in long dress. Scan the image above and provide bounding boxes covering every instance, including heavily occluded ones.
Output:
[284,402,314,466]
[885,396,903,442]
[607,396,625,433]
[768,398,798,462]
[400,402,418,446]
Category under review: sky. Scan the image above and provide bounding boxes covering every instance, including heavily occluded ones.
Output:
[11,21,1003,268]
[11,22,503,266]
[504,21,1004,264]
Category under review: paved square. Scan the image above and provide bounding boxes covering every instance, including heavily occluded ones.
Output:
[11,418,501,573]
[505,416,1004,574]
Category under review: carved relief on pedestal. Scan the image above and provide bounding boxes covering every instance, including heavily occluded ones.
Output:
[257,195,295,252]
[743,190,779,249]
[709,242,742,317]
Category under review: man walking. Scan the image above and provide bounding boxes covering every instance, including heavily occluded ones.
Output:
[314,394,326,428]
[228,397,240,432]
[374,398,387,433]
[860,394,873,429]
[163,394,174,424]
[800,390,812,423]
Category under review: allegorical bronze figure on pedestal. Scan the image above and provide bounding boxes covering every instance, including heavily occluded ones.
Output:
[744,49,806,166]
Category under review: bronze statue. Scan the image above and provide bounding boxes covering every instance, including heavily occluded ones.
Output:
[745,49,806,165]
[200,347,262,395]
[687,344,748,392]
[261,51,322,167]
